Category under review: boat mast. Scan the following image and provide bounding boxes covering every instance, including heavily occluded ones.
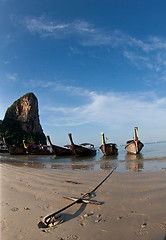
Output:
[134,127,139,141]
[101,133,106,155]
[134,127,139,153]
[68,133,74,146]
[68,133,75,155]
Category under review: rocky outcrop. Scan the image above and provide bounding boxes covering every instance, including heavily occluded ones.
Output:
[1,93,46,145]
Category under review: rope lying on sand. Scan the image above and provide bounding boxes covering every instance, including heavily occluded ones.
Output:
[38,167,117,228]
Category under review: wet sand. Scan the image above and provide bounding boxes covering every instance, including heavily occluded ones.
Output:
[0,163,166,240]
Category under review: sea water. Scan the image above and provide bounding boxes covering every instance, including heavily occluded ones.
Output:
[0,141,166,173]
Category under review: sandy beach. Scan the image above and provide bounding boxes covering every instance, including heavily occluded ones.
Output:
[0,163,166,240]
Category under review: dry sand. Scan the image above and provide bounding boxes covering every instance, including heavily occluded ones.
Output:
[0,163,166,240]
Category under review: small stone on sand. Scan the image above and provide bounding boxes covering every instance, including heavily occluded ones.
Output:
[141,223,147,228]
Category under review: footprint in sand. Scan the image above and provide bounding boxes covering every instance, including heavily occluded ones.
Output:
[66,235,80,240]
[1,219,8,232]
[10,207,19,211]
[1,201,9,206]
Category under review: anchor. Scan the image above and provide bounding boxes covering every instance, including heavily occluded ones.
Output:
[38,167,116,228]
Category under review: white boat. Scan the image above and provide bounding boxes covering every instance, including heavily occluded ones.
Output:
[125,127,144,154]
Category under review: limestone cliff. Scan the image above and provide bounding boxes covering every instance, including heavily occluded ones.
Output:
[1,93,46,145]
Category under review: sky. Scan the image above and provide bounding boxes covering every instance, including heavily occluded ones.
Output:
[0,0,166,146]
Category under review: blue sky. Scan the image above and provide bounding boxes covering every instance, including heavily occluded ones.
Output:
[0,0,166,146]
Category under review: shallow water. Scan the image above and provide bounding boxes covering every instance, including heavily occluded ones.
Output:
[0,141,166,173]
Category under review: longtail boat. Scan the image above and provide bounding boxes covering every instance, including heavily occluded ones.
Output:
[100,132,118,156]
[0,146,9,153]
[8,141,53,155]
[0,138,9,153]
[7,144,26,155]
[125,127,144,154]
[68,133,96,157]
[46,136,72,156]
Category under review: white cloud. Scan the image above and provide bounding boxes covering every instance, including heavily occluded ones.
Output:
[41,84,166,133]
[24,77,165,130]
[23,17,127,47]
[69,46,82,55]
[2,60,10,64]
[27,79,55,88]
[24,16,166,51]
[26,79,95,98]
[160,75,166,82]
[24,17,95,39]
[6,73,18,82]
[123,51,153,69]
[25,16,69,35]
[23,16,166,78]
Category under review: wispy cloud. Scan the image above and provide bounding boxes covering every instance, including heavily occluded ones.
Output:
[123,51,154,69]
[24,16,95,40]
[23,16,166,78]
[41,83,166,133]
[24,77,166,130]
[26,78,94,98]
[23,16,166,50]
[23,16,129,47]
[25,16,69,36]
[2,60,10,64]
[6,73,18,82]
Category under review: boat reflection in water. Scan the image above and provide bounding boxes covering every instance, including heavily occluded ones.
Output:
[100,155,118,170]
[50,153,118,171]
[51,155,97,171]
[0,157,46,169]
[125,153,144,172]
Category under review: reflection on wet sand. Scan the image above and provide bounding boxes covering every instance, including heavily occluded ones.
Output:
[71,164,94,170]
[0,153,52,169]
[1,143,166,172]
[71,156,97,170]
[101,155,118,161]
[51,156,97,171]
[100,155,118,170]
[125,153,144,172]
[0,160,45,169]
[0,153,118,171]
[51,153,118,171]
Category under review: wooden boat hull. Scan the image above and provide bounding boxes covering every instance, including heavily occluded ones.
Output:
[0,138,9,153]
[8,144,53,155]
[0,148,9,153]
[51,144,72,156]
[28,148,53,155]
[46,136,72,156]
[125,140,144,154]
[72,145,96,157]
[8,145,26,155]
[100,143,118,156]
[68,133,96,157]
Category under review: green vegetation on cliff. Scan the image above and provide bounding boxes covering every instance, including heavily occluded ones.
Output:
[0,118,46,145]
